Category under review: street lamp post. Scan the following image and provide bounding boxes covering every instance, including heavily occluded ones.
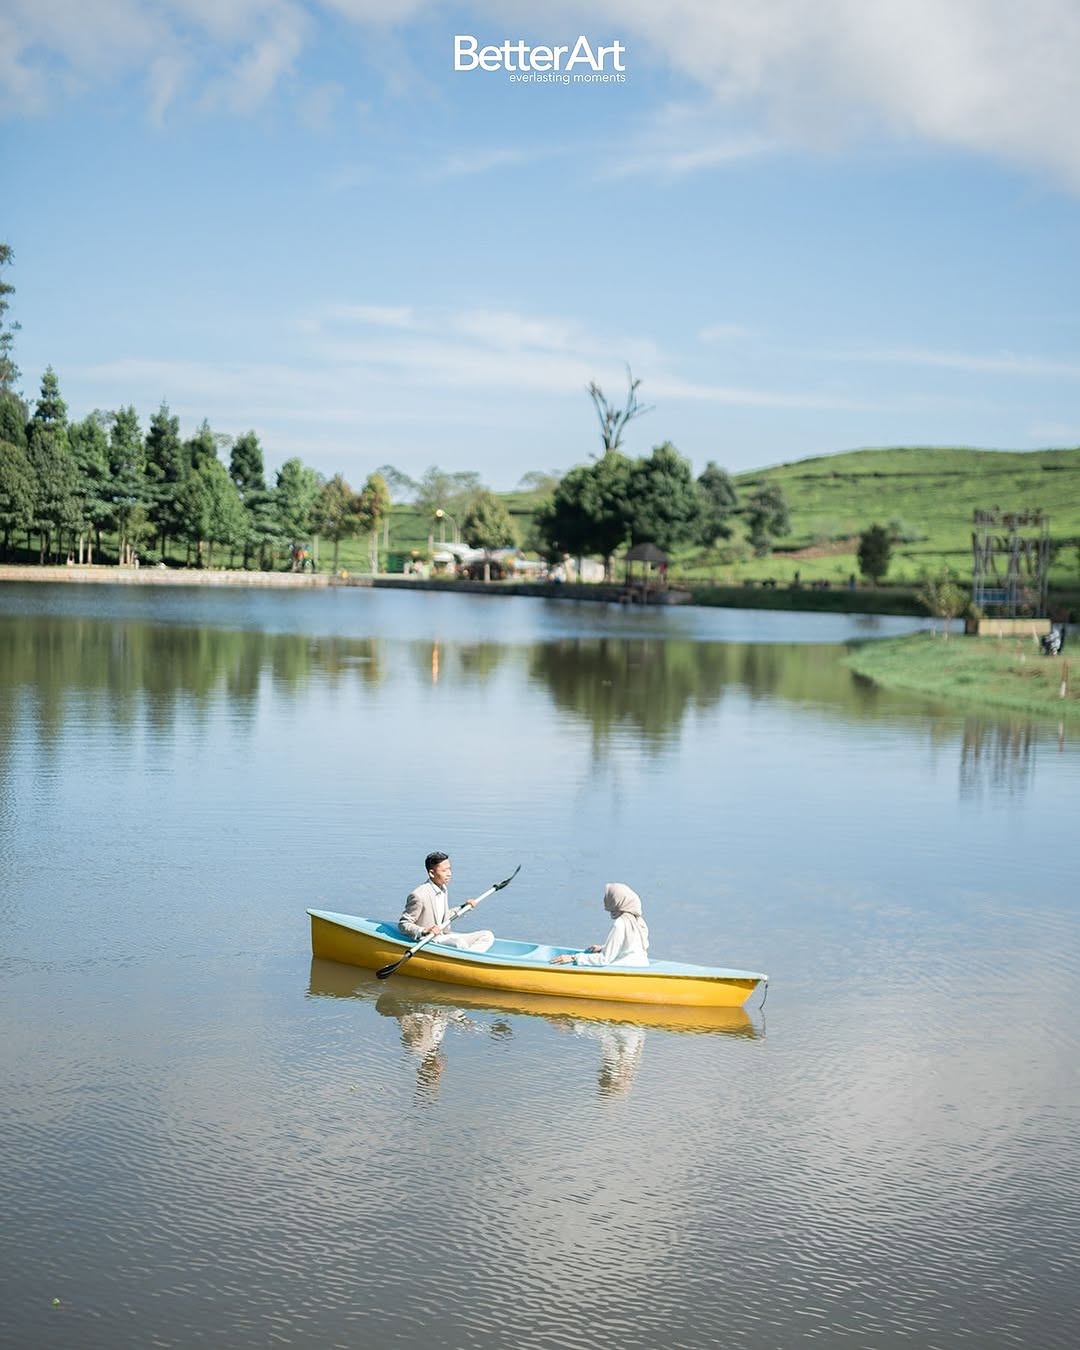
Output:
[434,508,459,545]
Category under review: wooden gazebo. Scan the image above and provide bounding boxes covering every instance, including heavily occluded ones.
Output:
[622,541,669,601]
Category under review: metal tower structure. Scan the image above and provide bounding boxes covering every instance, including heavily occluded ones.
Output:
[971,509,1050,616]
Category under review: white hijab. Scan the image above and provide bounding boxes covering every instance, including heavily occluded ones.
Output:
[603,883,649,950]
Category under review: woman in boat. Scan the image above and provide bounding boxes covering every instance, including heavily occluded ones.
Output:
[550,883,650,966]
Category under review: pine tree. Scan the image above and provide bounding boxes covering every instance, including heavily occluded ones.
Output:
[229,431,268,568]
[26,367,77,562]
[68,413,112,563]
[0,243,20,396]
[145,402,189,559]
[108,405,146,565]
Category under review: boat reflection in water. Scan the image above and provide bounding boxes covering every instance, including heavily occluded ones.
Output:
[308,958,761,1101]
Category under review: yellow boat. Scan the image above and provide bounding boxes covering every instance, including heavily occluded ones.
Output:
[308,910,768,1009]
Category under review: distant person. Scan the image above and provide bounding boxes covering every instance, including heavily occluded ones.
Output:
[550,883,650,966]
[400,851,494,953]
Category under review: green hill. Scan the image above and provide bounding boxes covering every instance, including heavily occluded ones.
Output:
[723,446,1080,586]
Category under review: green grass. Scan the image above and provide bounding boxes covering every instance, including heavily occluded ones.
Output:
[724,445,1080,587]
[846,630,1080,722]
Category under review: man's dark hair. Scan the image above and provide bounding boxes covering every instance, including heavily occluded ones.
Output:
[425,851,449,872]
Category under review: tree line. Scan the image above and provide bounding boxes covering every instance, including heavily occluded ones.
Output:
[2,249,792,574]
[0,364,393,571]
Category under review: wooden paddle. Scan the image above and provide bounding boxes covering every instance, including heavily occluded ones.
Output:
[375,864,521,980]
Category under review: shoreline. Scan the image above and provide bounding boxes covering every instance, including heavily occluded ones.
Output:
[846,631,1079,723]
[0,563,929,615]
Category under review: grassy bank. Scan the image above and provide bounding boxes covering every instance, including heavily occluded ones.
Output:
[688,583,925,615]
[846,631,1080,722]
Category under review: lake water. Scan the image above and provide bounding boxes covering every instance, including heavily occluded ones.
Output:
[1,583,1078,1350]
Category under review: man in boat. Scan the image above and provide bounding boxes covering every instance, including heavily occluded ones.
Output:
[400,852,495,953]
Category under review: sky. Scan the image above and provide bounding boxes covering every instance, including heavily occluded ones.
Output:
[3,0,1080,490]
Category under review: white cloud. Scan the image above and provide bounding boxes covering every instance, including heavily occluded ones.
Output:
[822,345,1080,379]
[6,1,1080,192]
[491,0,1080,187]
[605,102,776,178]
[319,303,423,329]
[298,79,344,130]
[438,147,532,177]
[67,301,867,476]
[200,2,309,114]
[699,323,751,344]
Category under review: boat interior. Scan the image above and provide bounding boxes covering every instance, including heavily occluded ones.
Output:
[371,921,569,963]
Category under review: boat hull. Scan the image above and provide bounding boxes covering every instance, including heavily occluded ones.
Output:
[309,911,766,1008]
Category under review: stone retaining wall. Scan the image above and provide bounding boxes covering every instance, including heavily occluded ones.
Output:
[0,565,336,588]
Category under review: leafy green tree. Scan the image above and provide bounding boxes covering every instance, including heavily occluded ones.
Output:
[857,523,892,584]
[26,367,77,562]
[275,458,320,553]
[316,473,360,573]
[918,569,968,639]
[534,467,592,562]
[744,481,791,557]
[180,458,246,567]
[626,442,700,550]
[696,462,738,545]
[462,490,518,582]
[358,471,391,572]
[0,243,20,396]
[145,402,189,559]
[582,451,634,577]
[535,453,633,579]
[463,490,517,549]
[68,413,112,562]
[108,405,146,565]
[203,460,247,566]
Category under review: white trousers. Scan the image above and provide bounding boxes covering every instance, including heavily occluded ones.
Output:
[433,930,494,953]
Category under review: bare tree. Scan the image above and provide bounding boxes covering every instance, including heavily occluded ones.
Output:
[587,366,653,456]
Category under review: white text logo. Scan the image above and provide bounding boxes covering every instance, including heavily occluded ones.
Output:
[453,35,627,75]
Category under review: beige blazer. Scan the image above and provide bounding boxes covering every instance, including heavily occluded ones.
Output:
[399,878,451,940]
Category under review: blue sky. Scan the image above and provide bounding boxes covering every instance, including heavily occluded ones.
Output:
[3,1,1080,489]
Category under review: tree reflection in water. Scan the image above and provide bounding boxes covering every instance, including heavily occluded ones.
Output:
[526,637,900,752]
[0,615,383,744]
[959,717,1037,798]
